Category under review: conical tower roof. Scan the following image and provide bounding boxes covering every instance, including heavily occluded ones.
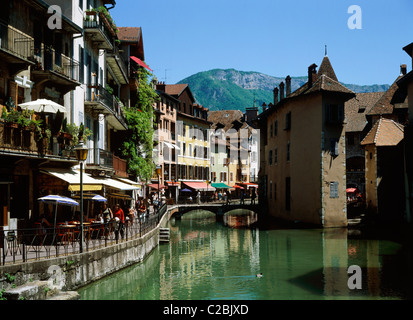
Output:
[317,55,338,82]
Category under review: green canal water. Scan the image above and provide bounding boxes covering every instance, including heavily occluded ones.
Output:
[78,210,413,300]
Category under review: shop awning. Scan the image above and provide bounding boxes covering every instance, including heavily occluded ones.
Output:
[42,169,139,192]
[115,177,141,188]
[130,56,153,72]
[165,181,180,187]
[211,183,231,189]
[97,177,140,191]
[148,183,166,190]
[183,182,216,192]
[108,193,133,200]
[238,183,258,188]
[42,169,103,191]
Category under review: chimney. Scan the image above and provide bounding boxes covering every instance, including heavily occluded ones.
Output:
[279,82,285,100]
[285,75,291,96]
[401,64,407,76]
[262,103,267,112]
[273,87,279,105]
[156,81,166,92]
[308,63,317,88]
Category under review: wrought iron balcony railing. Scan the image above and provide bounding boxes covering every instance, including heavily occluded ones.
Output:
[0,21,34,61]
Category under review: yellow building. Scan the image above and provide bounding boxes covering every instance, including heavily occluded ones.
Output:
[156,84,212,194]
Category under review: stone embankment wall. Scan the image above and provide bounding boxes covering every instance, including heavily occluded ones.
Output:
[0,210,170,298]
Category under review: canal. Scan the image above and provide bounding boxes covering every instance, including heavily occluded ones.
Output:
[78,210,413,300]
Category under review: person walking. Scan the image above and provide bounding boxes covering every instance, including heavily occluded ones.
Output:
[113,204,125,240]
[251,189,256,205]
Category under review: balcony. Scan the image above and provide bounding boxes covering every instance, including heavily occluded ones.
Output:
[31,47,80,94]
[85,85,128,130]
[107,45,129,85]
[0,21,35,74]
[83,11,115,50]
[86,148,128,178]
[0,121,76,161]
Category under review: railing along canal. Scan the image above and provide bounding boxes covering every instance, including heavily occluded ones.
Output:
[1,203,168,266]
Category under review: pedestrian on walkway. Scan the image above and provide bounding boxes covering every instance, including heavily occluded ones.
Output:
[196,191,201,205]
[251,189,256,205]
[113,204,125,240]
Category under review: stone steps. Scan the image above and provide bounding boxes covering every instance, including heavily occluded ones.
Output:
[159,228,170,243]
[2,280,80,300]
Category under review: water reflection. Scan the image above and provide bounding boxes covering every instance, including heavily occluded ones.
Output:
[79,212,413,300]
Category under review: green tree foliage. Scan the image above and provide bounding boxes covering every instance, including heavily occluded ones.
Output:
[122,68,158,182]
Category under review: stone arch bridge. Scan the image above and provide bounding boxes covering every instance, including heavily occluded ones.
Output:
[168,203,262,220]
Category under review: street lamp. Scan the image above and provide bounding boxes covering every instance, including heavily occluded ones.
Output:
[155,165,162,211]
[206,180,210,202]
[74,141,88,253]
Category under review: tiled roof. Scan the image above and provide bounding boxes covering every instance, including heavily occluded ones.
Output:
[345,92,384,132]
[360,118,404,146]
[368,75,406,115]
[317,56,338,82]
[117,27,142,43]
[164,84,189,97]
[208,110,244,131]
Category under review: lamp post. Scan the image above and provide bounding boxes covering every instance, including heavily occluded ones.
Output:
[155,165,162,212]
[74,141,88,253]
[206,180,209,202]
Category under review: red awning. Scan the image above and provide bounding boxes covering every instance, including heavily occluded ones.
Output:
[131,56,153,72]
[148,183,165,190]
[165,181,180,187]
[183,182,216,192]
[233,185,244,189]
[346,188,359,193]
[240,183,258,188]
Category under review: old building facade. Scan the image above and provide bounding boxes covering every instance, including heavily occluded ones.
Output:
[257,55,355,227]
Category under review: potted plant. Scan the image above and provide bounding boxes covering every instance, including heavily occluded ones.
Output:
[1,108,20,128]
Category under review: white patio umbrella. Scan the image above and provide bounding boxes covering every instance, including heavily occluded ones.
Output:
[38,195,79,242]
[19,99,67,114]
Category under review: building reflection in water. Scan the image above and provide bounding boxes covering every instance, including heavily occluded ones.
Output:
[79,210,412,300]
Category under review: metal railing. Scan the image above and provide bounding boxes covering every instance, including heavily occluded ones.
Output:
[35,47,80,83]
[0,122,75,159]
[86,147,114,168]
[83,12,115,49]
[0,21,34,60]
[85,85,127,128]
[1,203,168,265]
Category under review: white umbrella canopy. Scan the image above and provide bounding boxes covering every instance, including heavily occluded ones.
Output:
[19,99,67,114]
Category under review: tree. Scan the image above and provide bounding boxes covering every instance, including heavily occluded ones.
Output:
[122,67,158,182]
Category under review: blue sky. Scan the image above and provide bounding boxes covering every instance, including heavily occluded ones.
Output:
[111,0,413,86]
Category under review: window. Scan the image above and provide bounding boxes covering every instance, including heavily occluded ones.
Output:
[274,147,278,165]
[330,182,339,198]
[269,181,273,199]
[269,150,273,165]
[270,124,273,137]
[274,120,278,136]
[325,104,344,124]
[79,0,83,10]
[274,183,277,201]
[287,141,290,161]
[230,172,234,182]
[285,112,291,130]
[286,177,291,211]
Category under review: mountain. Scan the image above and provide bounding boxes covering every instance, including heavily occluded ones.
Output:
[177,69,390,111]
